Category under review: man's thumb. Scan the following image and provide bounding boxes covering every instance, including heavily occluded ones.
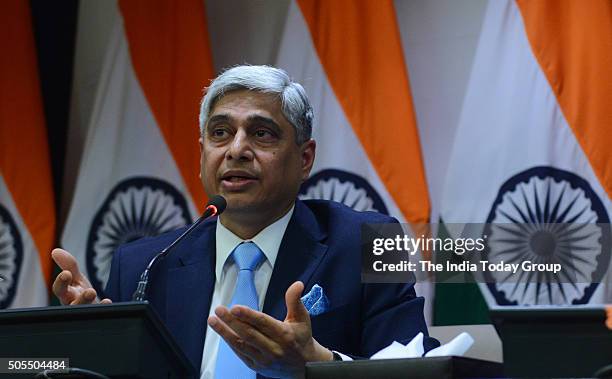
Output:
[51,248,81,276]
[285,281,309,322]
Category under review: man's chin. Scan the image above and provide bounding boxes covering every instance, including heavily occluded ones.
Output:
[217,194,260,213]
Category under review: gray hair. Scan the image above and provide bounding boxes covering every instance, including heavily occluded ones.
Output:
[199,65,313,144]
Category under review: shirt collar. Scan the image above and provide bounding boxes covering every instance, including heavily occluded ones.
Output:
[215,204,295,281]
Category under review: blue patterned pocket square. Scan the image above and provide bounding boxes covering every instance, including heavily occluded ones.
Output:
[301,284,330,316]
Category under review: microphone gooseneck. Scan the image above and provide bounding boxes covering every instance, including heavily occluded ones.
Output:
[131,195,227,301]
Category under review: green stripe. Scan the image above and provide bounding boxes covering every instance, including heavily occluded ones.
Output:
[433,220,490,325]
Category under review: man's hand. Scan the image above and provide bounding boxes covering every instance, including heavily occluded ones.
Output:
[208,281,332,379]
[51,248,112,305]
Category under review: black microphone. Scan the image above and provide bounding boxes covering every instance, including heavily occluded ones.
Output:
[131,195,227,301]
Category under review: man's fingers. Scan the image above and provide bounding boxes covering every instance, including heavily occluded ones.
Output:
[230,305,286,339]
[51,249,82,278]
[284,281,309,322]
[52,270,74,304]
[100,298,113,304]
[70,288,97,305]
[227,344,257,370]
[208,313,266,363]
[51,248,94,297]
[217,307,281,357]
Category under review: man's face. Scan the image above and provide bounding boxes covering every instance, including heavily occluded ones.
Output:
[200,90,315,219]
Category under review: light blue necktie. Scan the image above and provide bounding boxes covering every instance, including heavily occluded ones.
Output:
[214,242,265,379]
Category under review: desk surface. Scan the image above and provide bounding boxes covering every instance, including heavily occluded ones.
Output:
[306,356,503,379]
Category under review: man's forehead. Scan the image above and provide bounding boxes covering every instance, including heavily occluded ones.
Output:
[207,89,295,133]
[210,89,281,114]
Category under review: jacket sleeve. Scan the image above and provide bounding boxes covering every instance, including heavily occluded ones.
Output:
[361,282,439,357]
[104,246,123,302]
[359,216,440,356]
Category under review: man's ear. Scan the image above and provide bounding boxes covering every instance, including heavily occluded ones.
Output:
[301,139,316,180]
[198,137,203,179]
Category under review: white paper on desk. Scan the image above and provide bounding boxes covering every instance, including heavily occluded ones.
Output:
[403,332,424,357]
[369,332,474,360]
[370,332,424,360]
[370,341,409,360]
[424,332,474,357]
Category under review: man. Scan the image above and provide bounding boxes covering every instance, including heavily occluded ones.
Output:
[52,65,436,378]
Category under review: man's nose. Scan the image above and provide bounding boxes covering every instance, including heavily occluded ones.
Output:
[226,129,253,161]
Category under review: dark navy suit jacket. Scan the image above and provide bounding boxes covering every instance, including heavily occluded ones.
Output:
[105,199,437,374]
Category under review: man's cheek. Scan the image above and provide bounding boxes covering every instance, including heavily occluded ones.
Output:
[200,168,216,194]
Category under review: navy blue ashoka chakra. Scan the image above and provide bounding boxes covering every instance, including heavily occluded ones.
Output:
[0,204,23,309]
[299,169,389,215]
[86,177,192,297]
[484,166,610,305]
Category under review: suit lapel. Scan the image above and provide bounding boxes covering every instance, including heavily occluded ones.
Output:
[166,218,217,373]
[263,201,328,321]
[162,202,327,371]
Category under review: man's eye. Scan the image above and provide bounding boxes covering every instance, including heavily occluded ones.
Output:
[211,128,228,137]
[254,129,275,139]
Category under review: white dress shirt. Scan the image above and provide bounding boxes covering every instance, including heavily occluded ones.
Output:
[200,206,295,379]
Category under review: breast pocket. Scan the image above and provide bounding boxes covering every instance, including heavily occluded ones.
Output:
[310,303,359,337]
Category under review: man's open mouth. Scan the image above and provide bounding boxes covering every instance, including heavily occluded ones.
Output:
[224,176,254,182]
[220,171,258,187]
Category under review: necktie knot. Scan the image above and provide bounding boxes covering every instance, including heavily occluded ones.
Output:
[232,242,264,271]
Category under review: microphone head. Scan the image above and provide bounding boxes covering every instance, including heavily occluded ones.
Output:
[206,195,227,215]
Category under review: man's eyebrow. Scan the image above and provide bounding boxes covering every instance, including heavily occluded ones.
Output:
[207,114,230,125]
[247,115,282,132]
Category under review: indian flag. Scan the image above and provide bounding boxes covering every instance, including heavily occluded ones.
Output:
[0,0,55,308]
[61,0,213,298]
[275,0,433,315]
[437,0,611,323]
